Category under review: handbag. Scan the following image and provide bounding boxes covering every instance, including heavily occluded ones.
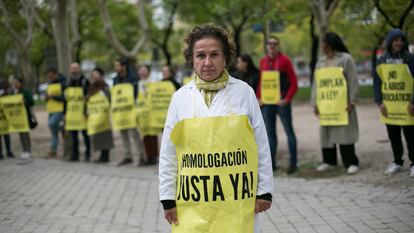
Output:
[28,108,38,129]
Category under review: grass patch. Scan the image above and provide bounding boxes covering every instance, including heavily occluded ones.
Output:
[293,85,374,102]
[275,161,344,179]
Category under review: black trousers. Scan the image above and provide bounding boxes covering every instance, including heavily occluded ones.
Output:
[322,144,359,168]
[70,130,91,159]
[0,135,13,155]
[386,124,414,166]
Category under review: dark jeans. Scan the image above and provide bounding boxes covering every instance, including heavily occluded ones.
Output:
[261,104,297,169]
[70,130,91,160]
[0,134,13,155]
[322,144,359,168]
[386,124,414,167]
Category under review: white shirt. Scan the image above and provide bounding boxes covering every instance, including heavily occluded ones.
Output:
[159,77,274,201]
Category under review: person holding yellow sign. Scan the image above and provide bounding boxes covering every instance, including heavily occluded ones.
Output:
[311,32,360,175]
[373,28,414,177]
[159,24,273,233]
[45,68,66,159]
[66,62,91,162]
[86,68,113,163]
[257,36,298,174]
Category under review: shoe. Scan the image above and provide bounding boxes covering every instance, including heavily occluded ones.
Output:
[69,156,79,162]
[7,152,15,158]
[0,154,3,159]
[409,166,414,178]
[316,163,332,172]
[45,151,56,159]
[117,158,133,166]
[287,165,298,175]
[20,152,31,160]
[347,165,359,174]
[384,163,402,175]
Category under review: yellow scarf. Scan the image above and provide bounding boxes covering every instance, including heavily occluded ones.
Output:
[194,70,229,107]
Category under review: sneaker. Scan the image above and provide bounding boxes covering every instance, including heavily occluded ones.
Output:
[409,166,414,178]
[287,165,298,175]
[20,152,31,160]
[384,163,402,175]
[117,158,133,166]
[347,165,359,174]
[316,163,332,172]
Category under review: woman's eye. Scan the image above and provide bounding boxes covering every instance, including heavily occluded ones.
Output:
[196,54,205,59]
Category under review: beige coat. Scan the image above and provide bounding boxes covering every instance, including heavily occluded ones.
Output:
[311,52,359,147]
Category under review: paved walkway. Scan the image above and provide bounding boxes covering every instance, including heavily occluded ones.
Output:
[0,159,413,233]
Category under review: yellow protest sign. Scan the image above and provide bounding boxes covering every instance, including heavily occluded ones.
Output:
[377,64,414,125]
[0,94,29,132]
[182,76,192,85]
[146,81,176,129]
[171,115,258,233]
[64,87,86,130]
[87,91,111,135]
[0,106,9,135]
[46,83,64,113]
[111,83,137,130]
[260,71,280,104]
[136,91,157,136]
[315,67,348,126]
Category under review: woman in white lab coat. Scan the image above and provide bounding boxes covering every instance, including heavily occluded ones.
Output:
[159,24,273,233]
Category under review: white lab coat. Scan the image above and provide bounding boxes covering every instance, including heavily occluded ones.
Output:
[159,76,274,232]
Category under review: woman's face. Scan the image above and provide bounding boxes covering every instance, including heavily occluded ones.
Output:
[236,57,247,72]
[321,41,331,55]
[391,37,404,54]
[91,70,102,83]
[12,79,21,89]
[193,37,226,81]
[138,67,150,80]
[162,66,171,80]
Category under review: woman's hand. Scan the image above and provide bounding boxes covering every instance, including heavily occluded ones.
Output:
[379,103,387,117]
[408,104,414,116]
[313,106,319,116]
[164,208,179,225]
[255,199,271,213]
[346,103,354,112]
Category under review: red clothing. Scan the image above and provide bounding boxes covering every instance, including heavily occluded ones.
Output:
[256,53,298,103]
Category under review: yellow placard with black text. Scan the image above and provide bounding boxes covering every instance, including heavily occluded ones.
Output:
[146,81,176,129]
[377,64,414,125]
[46,83,64,113]
[65,87,86,130]
[0,94,29,133]
[315,67,348,126]
[87,91,111,135]
[0,105,9,135]
[260,71,280,104]
[111,83,137,130]
[171,115,258,233]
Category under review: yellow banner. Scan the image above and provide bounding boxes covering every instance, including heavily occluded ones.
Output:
[0,94,29,132]
[136,91,155,135]
[260,71,280,104]
[111,83,137,130]
[171,115,258,233]
[46,83,64,113]
[87,91,111,135]
[64,87,86,130]
[0,106,9,135]
[315,67,348,126]
[377,64,414,125]
[146,82,176,129]
[182,76,192,85]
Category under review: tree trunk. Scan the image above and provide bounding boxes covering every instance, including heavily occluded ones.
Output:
[310,13,319,85]
[17,50,33,89]
[162,44,172,66]
[233,27,242,56]
[51,0,71,78]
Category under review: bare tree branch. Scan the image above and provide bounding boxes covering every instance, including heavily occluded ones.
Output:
[97,0,149,59]
[398,0,414,28]
[0,0,24,47]
[373,0,398,28]
[22,0,35,50]
[326,0,339,18]
[70,0,81,49]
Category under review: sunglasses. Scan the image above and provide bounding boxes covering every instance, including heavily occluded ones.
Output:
[267,42,279,46]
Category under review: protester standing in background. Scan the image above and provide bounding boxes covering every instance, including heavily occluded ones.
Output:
[66,62,91,162]
[87,68,113,163]
[0,79,15,159]
[373,28,414,177]
[257,36,299,174]
[311,32,360,175]
[161,65,181,90]
[11,77,34,159]
[45,68,65,159]
[113,59,145,166]
[235,53,260,92]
